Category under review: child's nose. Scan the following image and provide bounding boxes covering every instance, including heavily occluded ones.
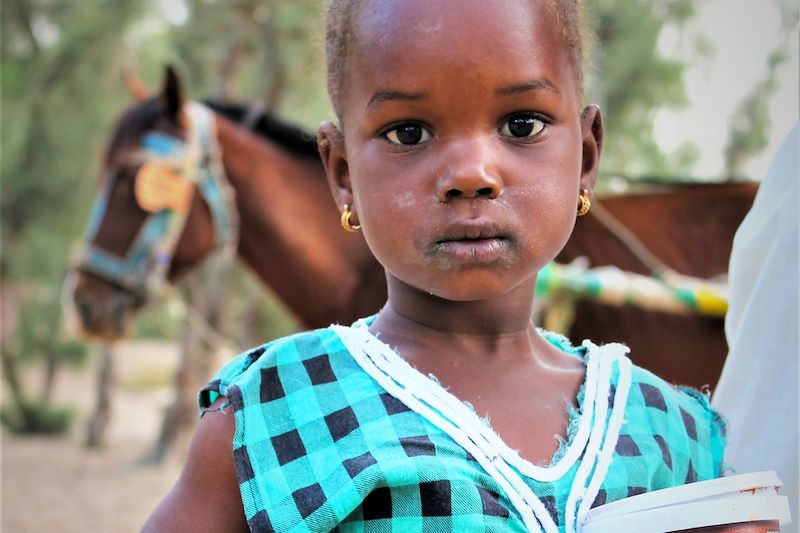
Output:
[435,139,503,202]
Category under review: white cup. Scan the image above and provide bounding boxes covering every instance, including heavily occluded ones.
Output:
[581,471,791,533]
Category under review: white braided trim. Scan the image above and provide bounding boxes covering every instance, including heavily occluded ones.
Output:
[577,355,632,529]
[185,102,207,184]
[564,341,623,532]
[185,101,240,259]
[332,323,553,533]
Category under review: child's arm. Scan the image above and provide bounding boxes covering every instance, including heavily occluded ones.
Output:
[142,400,248,532]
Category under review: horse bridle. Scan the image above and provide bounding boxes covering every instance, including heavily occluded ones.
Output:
[77,102,239,301]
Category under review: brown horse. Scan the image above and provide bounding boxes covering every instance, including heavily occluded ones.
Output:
[66,69,756,389]
[66,68,385,341]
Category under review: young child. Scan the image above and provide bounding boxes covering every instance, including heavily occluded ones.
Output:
[143,0,725,531]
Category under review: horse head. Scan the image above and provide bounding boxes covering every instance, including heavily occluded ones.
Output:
[65,67,237,341]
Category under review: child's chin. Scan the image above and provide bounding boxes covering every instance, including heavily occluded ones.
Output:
[422,279,519,303]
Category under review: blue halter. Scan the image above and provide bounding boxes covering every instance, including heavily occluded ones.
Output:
[78,103,238,300]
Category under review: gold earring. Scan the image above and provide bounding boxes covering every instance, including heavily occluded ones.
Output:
[341,204,361,232]
[577,188,591,216]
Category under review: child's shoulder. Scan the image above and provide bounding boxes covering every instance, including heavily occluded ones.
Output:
[626,361,726,439]
[198,325,354,411]
[544,331,725,452]
[565,333,725,439]
[617,355,727,481]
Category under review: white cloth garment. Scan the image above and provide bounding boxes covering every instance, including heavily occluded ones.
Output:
[712,123,799,532]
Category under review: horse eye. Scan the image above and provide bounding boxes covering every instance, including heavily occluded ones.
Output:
[385,124,432,146]
[501,114,546,138]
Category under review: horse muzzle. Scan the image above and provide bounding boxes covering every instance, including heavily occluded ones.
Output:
[63,270,143,342]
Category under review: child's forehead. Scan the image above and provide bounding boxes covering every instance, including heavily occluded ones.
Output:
[354,0,553,43]
[346,0,575,100]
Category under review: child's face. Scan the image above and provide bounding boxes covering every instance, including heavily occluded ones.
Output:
[322,0,601,303]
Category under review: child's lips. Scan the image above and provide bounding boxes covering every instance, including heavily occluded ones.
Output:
[434,220,506,242]
[432,221,511,261]
[434,237,509,262]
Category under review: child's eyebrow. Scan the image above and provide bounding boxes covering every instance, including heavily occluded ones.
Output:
[495,79,559,96]
[367,90,429,109]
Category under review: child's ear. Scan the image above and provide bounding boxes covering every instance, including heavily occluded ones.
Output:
[580,105,604,192]
[317,121,353,209]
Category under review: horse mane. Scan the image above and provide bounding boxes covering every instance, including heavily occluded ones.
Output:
[103,97,320,170]
[203,99,320,159]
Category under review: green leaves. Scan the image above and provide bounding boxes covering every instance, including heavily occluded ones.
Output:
[585,0,698,183]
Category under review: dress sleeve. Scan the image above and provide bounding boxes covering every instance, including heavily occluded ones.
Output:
[198,342,274,413]
[617,365,728,494]
[678,386,727,476]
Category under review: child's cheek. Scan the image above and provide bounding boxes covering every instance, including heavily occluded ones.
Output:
[388,191,417,210]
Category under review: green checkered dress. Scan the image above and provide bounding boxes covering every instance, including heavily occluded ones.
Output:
[199,319,725,532]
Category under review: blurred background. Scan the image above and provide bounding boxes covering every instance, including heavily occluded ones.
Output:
[1,0,798,530]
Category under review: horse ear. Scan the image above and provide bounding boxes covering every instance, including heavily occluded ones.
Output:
[162,65,184,123]
[123,67,150,101]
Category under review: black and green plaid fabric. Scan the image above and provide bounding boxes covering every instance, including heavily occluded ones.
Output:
[199,324,725,532]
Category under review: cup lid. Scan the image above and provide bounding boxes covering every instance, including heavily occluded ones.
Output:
[582,471,792,533]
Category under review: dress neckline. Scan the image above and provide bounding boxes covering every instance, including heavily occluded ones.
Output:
[333,318,632,533]
[346,316,601,480]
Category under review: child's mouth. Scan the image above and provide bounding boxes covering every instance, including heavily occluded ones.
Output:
[434,235,510,262]
[432,220,512,261]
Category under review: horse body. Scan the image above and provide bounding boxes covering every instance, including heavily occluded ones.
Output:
[67,70,756,390]
[212,115,385,327]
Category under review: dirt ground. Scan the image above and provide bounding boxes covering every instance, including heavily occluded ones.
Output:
[1,340,196,532]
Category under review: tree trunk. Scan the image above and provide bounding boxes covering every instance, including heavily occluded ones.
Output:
[1,345,31,427]
[239,292,260,349]
[214,41,246,100]
[260,11,286,112]
[85,344,114,447]
[41,346,58,405]
[146,315,200,463]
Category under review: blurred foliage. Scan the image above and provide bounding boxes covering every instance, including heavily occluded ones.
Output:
[10,291,89,369]
[723,50,787,178]
[2,0,144,280]
[723,3,799,177]
[584,0,701,182]
[169,0,328,121]
[1,286,87,433]
[0,399,74,434]
[2,0,143,433]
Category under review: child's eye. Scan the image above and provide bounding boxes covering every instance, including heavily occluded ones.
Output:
[500,114,546,139]
[384,123,432,145]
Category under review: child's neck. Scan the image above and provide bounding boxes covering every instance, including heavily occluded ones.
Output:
[368,281,587,468]
[369,280,558,365]
[371,305,535,359]
[383,283,535,336]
